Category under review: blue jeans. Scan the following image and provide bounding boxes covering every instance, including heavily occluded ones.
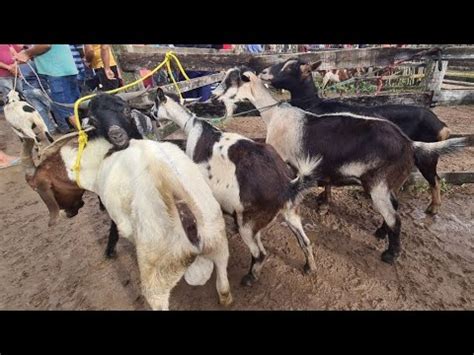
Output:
[182,71,214,102]
[42,75,80,133]
[22,88,56,132]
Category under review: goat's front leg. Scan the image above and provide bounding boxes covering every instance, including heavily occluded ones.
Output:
[105,220,119,258]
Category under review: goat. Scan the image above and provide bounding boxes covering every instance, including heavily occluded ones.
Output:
[150,88,319,286]
[19,94,157,260]
[259,58,452,215]
[320,68,366,91]
[20,122,232,310]
[4,89,54,148]
[212,67,474,265]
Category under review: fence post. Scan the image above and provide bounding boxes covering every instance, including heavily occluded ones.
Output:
[422,59,448,106]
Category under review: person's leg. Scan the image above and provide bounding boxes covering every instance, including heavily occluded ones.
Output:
[62,75,81,129]
[0,128,19,168]
[96,67,120,91]
[47,76,78,133]
[111,66,123,87]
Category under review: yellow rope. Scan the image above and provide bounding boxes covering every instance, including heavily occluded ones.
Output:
[72,51,189,187]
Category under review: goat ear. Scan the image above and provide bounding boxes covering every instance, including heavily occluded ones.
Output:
[310,61,323,71]
[156,88,166,102]
[240,73,251,82]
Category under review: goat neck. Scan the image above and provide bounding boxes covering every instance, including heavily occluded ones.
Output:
[289,75,321,105]
[163,99,196,135]
[247,80,280,126]
[60,138,114,192]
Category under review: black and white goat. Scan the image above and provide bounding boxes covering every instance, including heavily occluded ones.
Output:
[20,101,233,310]
[151,89,319,285]
[3,89,54,148]
[259,58,452,215]
[212,67,473,264]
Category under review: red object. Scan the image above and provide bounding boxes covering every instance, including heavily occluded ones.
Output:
[139,68,153,88]
[0,44,22,77]
[223,44,232,49]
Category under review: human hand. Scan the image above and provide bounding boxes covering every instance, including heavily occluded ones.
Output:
[105,68,115,80]
[12,50,30,63]
[8,62,20,76]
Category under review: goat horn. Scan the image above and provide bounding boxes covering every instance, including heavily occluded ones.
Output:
[38,126,95,164]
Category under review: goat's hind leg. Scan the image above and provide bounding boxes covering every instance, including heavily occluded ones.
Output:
[137,248,186,310]
[283,205,317,274]
[237,213,267,286]
[207,238,233,307]
[417,156,441,215]
[370,185,401,264]
[374,193,398,240]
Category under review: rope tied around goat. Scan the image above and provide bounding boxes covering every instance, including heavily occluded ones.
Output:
[72,51,190,188]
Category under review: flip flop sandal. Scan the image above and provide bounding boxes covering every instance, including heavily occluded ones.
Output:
[0,157,21,169]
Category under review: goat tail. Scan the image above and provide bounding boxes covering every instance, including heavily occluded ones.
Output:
[413,135,474,162]
[289,154,322,200]
[147,157,216,286]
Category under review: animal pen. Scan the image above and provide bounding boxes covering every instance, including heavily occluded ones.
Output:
[114,45,474,185]
[1,44,473,311]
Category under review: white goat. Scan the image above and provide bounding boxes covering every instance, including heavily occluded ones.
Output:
[22,135,232,310]
[3,89,54,147]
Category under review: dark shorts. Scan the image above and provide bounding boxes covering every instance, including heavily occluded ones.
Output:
[46,74,81,119]
[95,66,123,91]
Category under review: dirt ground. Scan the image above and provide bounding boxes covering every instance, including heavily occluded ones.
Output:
[0,105,473,310]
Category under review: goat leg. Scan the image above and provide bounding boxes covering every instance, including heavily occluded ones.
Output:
[105,220,119,258]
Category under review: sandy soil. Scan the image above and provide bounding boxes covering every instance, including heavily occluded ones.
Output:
[0,105,472,310]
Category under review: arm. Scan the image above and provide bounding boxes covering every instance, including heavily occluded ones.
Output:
[13,45,51,63]
[100,45,115,79]
[0,62,11,70]
[84,45,95,64]
[101,45,112,70]
[25,45,51,58]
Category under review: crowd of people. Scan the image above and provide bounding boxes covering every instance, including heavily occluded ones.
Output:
[0,44,124,168]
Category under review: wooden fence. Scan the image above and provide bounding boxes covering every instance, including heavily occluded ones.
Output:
[113,45,474,184]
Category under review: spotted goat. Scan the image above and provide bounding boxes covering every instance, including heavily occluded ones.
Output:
[212,67,474,264]
[148,88,321,286]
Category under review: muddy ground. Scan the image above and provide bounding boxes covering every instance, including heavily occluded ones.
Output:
[0,105,472,310]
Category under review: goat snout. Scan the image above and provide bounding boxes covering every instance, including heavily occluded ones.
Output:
[258,69,272,81]
[108,126,130,148]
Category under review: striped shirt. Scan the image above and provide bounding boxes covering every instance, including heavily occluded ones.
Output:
[69,44,86,79]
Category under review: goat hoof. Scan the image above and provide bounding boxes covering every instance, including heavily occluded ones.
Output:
[374,227,387,240]
[218,292,233,307]
[381,250,398,264]
[425,204,439,215]
[105,249,117,259]
[318,203,329,216]
[303,263,316,275]
[240,273,257,287]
